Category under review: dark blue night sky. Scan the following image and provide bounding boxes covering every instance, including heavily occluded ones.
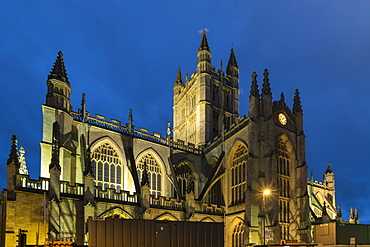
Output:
[1,1,369,222]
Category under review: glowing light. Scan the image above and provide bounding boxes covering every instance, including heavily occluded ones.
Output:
[263,189,271,195]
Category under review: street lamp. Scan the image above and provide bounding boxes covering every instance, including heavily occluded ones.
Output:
[263,189,271,245]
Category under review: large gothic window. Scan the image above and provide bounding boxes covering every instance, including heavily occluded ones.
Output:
[92,143,122,192]
[173,162,193,199]
[137,153,162,197]
[231,145,248,205]
[276,138,291,240]
[232,222,244,247]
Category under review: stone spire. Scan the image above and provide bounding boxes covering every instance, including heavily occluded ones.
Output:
[128,108,133,134]
[7,135,19,168]
[7,135,20,192]
[81,93,87,121]
[279,92,285,103]
[250,71,259,97]
[46,51,72,113]
[249,71,260,120]
[18,147,28,175]
[197,31,211,73]
[226,48,239,88]
[199,30,210,52]
[227,48,238,69]
[325,162,333,174]
[293,89,303,113]
[322,201,331,223]
[261,69,273,118]
[175,68,184,86]
[336,204,343,222]
[262,69,272,96]
[48,51,69,84]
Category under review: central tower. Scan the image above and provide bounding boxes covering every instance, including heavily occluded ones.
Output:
[173,31,240,146]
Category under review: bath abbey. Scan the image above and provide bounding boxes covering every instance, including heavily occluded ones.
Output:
[0,32,355,247]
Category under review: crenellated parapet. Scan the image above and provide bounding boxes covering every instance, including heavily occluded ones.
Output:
[71,111,202,154]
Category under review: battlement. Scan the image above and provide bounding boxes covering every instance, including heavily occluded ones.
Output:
[307,178,328,190]
[71,111,202,154]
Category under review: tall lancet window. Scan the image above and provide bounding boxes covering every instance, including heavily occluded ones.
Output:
[231,145,248,205]
[137,154,162,197]
[91,143,122,192]
[276,138,291,240]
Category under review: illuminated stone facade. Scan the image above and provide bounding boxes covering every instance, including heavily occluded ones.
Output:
[0,33,342,247]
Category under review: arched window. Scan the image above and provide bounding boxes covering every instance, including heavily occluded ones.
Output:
[232,221,244,247]
[92,143,123,193]
[276,138,291,240]
[137,153,162,197]
[231,145,248,205]
[173,162,193,199]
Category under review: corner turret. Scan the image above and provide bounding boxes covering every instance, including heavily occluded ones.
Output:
[46,51,72,113]
[248,71,260,120]
[197,31,211,73]
[6,135,19,192]
[174,68,185,95]
[261,69,273,118]
[324,163,335,208]
[226,48,239,88]
[293,89,303,133]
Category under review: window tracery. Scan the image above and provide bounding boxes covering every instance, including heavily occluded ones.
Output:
[137,153,162,197]
[276,138,291,240]
[92,142,122,193]
[231,145,247,205]
[173,162,193,199]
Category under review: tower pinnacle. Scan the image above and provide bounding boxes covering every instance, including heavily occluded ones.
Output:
[175,68,184,86]
[250,71,259,97]
[262,69,272,96]
[49,51,69,84]
[199,31,210,52]
[293,89,303,113]
[7,135,19,168]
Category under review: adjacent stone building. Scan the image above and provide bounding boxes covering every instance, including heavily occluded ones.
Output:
[0,32,348,247]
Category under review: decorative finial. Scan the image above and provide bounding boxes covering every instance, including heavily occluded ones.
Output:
[262,68,271,95]
[227,48,238,70]
[18,147,28,175]
[175,68,184,85]
[81,93,86,109]
[325,162,333,174]
[198,30,210,51]
[250,71,259,97]
[167,122,171,136]
[293,89,303,113]
[49,51,69,84]
[128,109,133,134]
[7,135,19,167]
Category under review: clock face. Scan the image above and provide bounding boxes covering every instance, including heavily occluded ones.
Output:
[278,113,287,125]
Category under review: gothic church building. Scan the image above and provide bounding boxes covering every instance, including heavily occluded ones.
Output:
[1,32,337,246]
